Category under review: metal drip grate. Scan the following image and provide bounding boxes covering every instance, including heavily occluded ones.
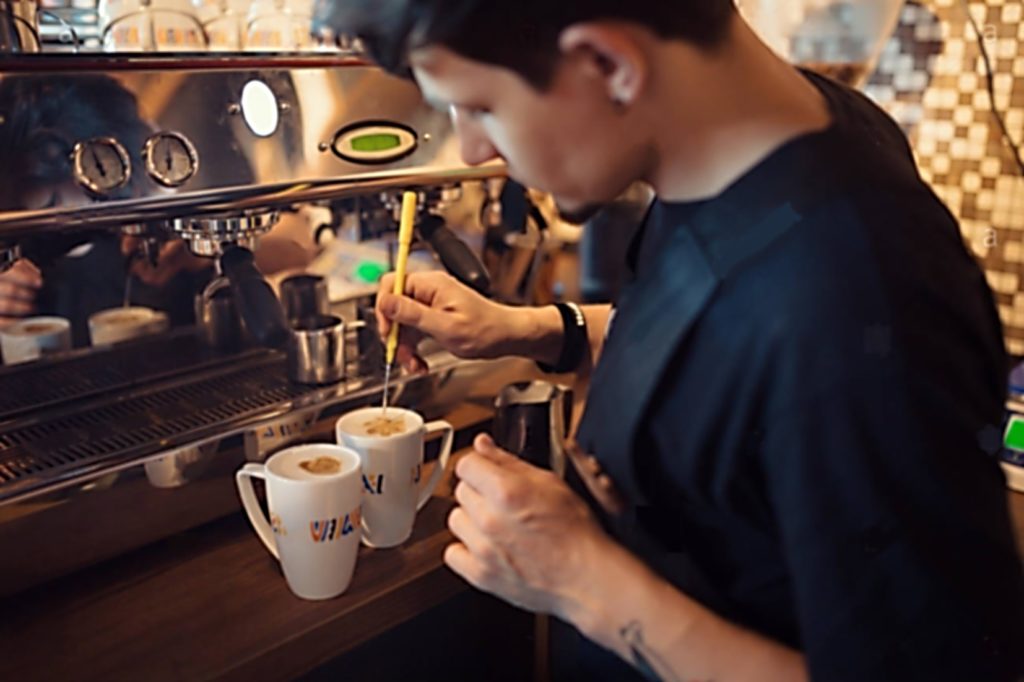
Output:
[0,359,317,498]
[0,332,246,422]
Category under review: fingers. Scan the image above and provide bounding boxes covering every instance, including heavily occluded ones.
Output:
[444,542,490,590]
[375,270,482,365]
[0,279,40,303]
[0,263,42,318]
[445,506,512,593]
[447,506,493,558]
[472,433,522,467]
[377,291,447,337]
[455,442,531,506]
[454,477,495,522]
[402,271,457,304]
[376,271,462,328]
[0,295,36,317]
[377,271,449,305]
[3,260,42,289]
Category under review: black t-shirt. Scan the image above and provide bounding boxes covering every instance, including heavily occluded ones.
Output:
[570,72,1024,680]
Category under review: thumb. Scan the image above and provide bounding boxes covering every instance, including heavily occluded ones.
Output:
[474,433,525,468]
[378,292,445,337]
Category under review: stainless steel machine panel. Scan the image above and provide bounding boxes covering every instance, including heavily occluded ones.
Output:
[0,55,502,237]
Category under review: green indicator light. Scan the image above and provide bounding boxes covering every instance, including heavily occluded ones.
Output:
[355,261,387,284]
[1005,416,1024,451]
[351,133,401,152]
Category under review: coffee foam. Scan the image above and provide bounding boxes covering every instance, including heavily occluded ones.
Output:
[269,446,357,482]
[356,415,409,437]
[5,317,69,337]
[92,308,153,326]
[22,323,58,334]
[338,408,418,439]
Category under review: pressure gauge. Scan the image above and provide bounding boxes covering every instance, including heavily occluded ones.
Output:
[72,137,132,196]
[143,131,199,188]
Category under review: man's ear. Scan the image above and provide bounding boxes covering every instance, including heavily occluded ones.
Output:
[558,23,648,107]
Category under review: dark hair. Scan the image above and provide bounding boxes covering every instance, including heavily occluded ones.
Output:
[0,75,151,210]
[317,0,736,88]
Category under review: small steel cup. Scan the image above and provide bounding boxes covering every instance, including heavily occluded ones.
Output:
[287,314,345,385]
[280,273,329,323]
[493,381,568,477]
[195,277,244,351]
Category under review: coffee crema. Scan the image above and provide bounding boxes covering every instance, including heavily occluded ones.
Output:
[97,311,150,325]
[298,456,342,475]
[18,323,62,335]
[360,415,407,437]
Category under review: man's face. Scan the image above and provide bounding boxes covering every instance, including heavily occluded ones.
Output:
[411,45,652,223]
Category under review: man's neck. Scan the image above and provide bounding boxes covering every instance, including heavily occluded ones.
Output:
[644,16,832,203]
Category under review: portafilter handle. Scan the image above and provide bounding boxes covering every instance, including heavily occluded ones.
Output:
[418,213,491,295]
[219,245,289,349]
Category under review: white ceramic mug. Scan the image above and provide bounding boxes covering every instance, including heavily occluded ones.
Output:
[335,407,454,548]
[88,306,169,346]
[236,443,363,600]
[0,316,71,364]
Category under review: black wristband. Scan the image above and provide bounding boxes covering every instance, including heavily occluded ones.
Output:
[537,302,587,374]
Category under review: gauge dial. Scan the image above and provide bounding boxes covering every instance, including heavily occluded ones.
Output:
[72,138,132,196]
[143,131,199,188]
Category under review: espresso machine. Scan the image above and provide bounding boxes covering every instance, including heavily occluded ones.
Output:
[0,52,512,596]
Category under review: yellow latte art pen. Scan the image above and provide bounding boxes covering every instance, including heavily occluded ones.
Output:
[382,190,418,415]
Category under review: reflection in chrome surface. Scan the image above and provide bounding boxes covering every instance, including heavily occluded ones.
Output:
[0,56,502,237]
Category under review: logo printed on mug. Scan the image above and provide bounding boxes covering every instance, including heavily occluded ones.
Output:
[236,444,363,600]
[271,513,287,536]
[309,507,361,543]
[336,407,455,549]
[363,473,385,495]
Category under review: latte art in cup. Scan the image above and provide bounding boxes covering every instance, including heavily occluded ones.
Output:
[270,447,355,482]
[359,415,408,437]
[299,456,342,475]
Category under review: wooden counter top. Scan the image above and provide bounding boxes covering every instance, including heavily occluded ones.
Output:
[2,462,1022,681]
[0,471,463,681]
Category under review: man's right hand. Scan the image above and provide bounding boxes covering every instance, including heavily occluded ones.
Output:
[0,259,42,328]
[375,271,559,372]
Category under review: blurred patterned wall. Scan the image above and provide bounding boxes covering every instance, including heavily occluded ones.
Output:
[863,0,1024,352]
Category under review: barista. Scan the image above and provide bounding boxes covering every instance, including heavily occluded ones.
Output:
[0,75,314,343]
[328,1,1024,680]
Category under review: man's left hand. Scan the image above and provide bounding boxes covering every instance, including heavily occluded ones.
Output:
[445,433,611,619]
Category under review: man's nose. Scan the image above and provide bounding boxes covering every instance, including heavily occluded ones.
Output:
[451,109,501,166]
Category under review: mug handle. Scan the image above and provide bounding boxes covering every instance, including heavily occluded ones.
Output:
[235,463,280,559]
[416,420,454,511]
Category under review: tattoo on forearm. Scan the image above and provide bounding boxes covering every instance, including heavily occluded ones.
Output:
[620,621,685,682]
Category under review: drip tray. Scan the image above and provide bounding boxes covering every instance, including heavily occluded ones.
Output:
[0,343,329,503]
[0,330,261,422]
